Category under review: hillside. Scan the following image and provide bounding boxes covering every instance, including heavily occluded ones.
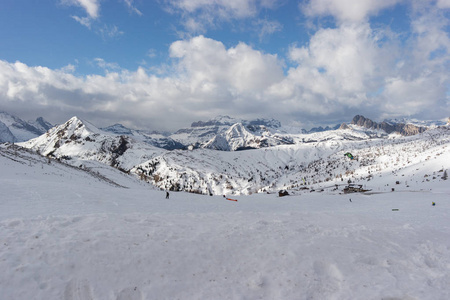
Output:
[17,116,450,196]
[1,138,450,300]
[132,126,449,195]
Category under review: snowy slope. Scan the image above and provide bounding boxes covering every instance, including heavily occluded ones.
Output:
[20,116,165,172]
[1,143,450,300]
[132,126,450,195]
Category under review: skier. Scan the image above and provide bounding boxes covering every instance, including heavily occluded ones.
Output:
[349,198,352,202]
[166,191,170,199]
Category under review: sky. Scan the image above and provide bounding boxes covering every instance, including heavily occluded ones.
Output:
[0,0,449,131]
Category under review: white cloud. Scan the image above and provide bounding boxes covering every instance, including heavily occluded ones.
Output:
[164,0,283,34]
[94,58,121,72]
[0,37,284,130]
[436,0,450,9]
[381,76,446,118]
[67,0,100,18]
[409,2,450,68]
[62,0,125,39]
[62,0,100,21]
[169,36,284,94]
[273,22,396,116]
[61,0,100,28]
[167,0,258,17]
[123,0,143,16]
[302,0,403,23]
[254,18,283,41]
[71,15,93,28]
[0,6,449,131]
[97,25,124,39]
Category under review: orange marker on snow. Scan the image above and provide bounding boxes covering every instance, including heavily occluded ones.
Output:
[226,198,238,202]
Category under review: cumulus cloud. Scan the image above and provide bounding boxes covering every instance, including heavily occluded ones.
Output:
[0,37,285,130]
[1,0,449,130]
[263,22,397,120]
[169,36,284,94]
[264,2,449,123]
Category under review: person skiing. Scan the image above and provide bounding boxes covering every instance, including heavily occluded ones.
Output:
[166,191,169,199]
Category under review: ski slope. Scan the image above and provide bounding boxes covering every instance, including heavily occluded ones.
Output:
[1,145,449,299]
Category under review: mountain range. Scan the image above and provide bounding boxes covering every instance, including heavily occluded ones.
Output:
[2,110,446,196]
[3,110,447,150]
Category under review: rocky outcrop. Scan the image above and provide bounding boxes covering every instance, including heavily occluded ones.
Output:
[351,115,427,136]
[339,123,350,130]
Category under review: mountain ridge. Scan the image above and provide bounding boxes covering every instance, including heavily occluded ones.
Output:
[16,113,450,196]
[0,111,53,143]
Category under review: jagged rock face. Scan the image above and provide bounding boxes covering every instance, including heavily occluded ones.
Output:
[352,115,376,128]
[33,117,53,132]
[0,112,52,142]
[339,123,350,130]
[351,115,427,136]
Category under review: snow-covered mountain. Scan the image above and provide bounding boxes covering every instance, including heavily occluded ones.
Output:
[101,124,185,150]
[171,115,292,150]
[0,111,53,142]
[13,112,450,196]
[131,125,449,195]
[21,116,164,172]
[202,122,294,151]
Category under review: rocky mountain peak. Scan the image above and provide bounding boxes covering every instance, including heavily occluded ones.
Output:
[350,115,427,136]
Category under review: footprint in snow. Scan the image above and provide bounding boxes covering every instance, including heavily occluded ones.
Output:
[64,278,94,300]
[307,261,343,299]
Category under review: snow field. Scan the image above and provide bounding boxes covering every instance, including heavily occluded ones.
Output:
[1,186,450,299]
[1,139,450,299]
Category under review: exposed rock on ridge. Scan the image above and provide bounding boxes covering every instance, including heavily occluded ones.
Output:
[351,115,427,136]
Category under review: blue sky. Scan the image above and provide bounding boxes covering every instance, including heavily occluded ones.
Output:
[0,0,449,131]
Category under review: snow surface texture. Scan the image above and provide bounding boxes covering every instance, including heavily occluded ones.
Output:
[1,145,450,299]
